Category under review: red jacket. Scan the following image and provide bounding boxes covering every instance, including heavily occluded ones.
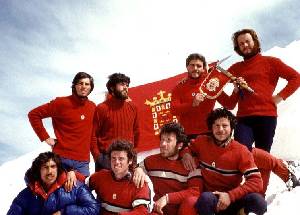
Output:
[227,54,300,117]
[171,73,229,135]
[187,135,263,202]
[91,96,140,159]
[140,154,202,205]
[89,169,151,215]
[28,94,96,161]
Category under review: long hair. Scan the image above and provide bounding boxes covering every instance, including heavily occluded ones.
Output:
[25,152,64,185]
[232,28,261,56]
[71,72,94,94]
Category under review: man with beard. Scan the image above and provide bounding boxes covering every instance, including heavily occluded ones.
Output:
[7,152,100,215]
[133,122,202,215]
[224,28,300,152]
[92,73,140,171]
[182,108,267,215]
[171,53,229,140]
[28,72,96,178]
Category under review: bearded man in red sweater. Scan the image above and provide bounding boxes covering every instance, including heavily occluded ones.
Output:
[28,72,96,177]
[225,28,300,153]
[183,108,267,215]
[92,73,140,171]
[171,53,229,140]
[134,122,202,215]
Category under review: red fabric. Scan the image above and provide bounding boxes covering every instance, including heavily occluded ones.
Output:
[200,67,231,99]
[252,148,289,194]
[227,54,300,117]
[30,172,67,200]
[89,170,150,215]
[28,94,96,161]
[129,73,186,151]
[189,135,263,202]
[171,73,230,135]
[91,96,140,159]
[141,154,201,214]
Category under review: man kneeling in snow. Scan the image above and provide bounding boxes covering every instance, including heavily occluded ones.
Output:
[7,151,100,215]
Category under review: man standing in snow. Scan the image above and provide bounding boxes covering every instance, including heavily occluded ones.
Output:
[7,151,100,215]
[225,28,300,153]
[91,73,140,171]
[28,72,96,177]
[171,53,230,140]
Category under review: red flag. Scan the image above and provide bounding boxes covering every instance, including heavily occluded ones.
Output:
[129,73,186,152]
[199,66,231,99]
[129,67,231,152]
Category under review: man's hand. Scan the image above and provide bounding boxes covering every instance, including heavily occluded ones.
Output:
[45,138,56,147]
[154,195,168,214]
[272,95,283,105]
[64,170,77,192]
[192,93,206,107]
[213,191,231,212]
[133,167,146,188]
[182,153,196,171]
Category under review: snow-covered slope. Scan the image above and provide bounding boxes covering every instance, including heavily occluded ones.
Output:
[1,40,300,214]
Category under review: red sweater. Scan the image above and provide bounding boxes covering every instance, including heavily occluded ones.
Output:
[140,154,202,206]
[89,170,150,215]
[227,54,300,117]
[91,96,140,159]
[171,73,230,135]
[28,94,96,161]
[187,135,263,202]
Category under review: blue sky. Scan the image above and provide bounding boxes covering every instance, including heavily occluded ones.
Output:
[1,0,300,164]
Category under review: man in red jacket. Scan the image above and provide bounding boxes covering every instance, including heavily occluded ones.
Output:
[28,72,96,177]
[225,28,300,153]
[135,122,202,215]
[92,73,140,171]
[171,53,229,140]
[89,140,151,215]
[182,108,267,215]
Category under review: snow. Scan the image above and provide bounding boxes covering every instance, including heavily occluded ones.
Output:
[1,41,300,214]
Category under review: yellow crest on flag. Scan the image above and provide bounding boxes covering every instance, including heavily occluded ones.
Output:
[145,90,178,135]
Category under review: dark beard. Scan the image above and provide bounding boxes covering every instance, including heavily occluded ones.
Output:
[242,44,259,60]
[113,89,128,100]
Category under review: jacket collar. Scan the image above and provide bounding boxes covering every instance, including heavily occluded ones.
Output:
[29,172,67,200]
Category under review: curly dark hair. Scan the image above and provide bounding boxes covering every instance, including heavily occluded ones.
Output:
[106,73,130,94]
[232,28,261,56]
[186,53,207,69]
[206,108,237,131]
[71,72,94,93]
[107,139,137,170]
[159,122,188,145]
[25,152,64,185]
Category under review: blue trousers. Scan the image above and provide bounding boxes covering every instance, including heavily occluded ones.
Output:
[95,153,110,172]
[234,116,277,152]
[60,157,90,176]
[196,192,267,215]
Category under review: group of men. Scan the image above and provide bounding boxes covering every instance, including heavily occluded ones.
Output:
[8,28,300,214]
